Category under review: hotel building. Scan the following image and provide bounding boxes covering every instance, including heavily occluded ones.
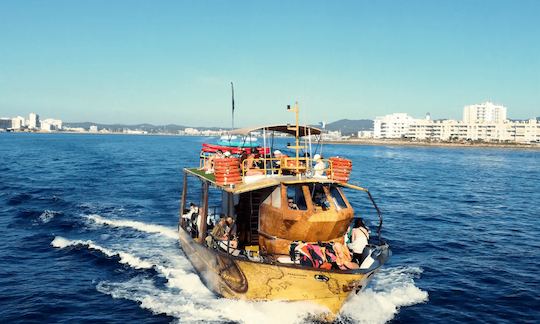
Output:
[374,102,540,143]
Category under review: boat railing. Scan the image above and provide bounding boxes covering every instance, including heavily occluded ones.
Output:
[241,157,334,178]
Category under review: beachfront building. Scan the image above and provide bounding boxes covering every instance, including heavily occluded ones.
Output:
[40,118,63,131]
[373,113,415,138]
[27,113,40,129]
[11,116,25,129]
[375,102,540,143]
[357,130,374,138]
[463,101,507,124]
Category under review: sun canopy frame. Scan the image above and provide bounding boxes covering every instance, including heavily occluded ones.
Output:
[230,124,322,137]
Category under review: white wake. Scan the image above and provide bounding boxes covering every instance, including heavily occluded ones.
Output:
[84,214,178,240]
[56,214,428,323]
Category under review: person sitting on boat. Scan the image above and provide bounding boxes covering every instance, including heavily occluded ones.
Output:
[273,150,288,166]
[313,191,330,210]
[244,153,265,176]
[204,150,224,174]
[224,216,238,246]
[348,218,370,264]
[206,217,227,247]
[181,203,199,230]
[313,154,326,177]
[287,197,299,210]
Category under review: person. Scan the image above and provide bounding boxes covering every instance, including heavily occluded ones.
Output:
[287,197,299,210]
[206,217,227,246]
[313,190,330,210]
[204,150,224,174]
[313,154,326,177]
[224,216,238,249]
[244,153,264,176]
[273,150,288,166]
[348,218,370,264]
[181,203,199,232]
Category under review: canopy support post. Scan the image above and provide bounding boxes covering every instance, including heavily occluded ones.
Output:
[180,172,188,228]
[198,181,209,243]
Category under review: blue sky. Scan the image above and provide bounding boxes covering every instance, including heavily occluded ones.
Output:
[0,0,538,126]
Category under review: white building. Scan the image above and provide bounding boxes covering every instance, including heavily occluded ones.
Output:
[28,113,40,129]
[40,118,62,131]
[184,128,200,135]
[374,113,415,138]
[463,101,507,124]
[89,125,98,132]
[322,130,343,141]
[375,102,539,143]
[11,116,25,129]
[357,130,374,138]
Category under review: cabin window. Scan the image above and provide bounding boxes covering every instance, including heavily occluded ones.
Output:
[308,183,331,210]
[263,186,281,208]
[286,185,307,210]
[330,185,347,210]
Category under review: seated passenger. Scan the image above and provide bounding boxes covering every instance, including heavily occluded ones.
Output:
[287,197,299,210]
[224,216,238,249]
[313,191,330,210]
[204,150,224,173]
[313,154,326,177]
[181,202,199,231]
[206,217,227,247]
[244,153,265,176]
[348,218,370,264]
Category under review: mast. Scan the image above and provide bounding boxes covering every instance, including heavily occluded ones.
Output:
[287,102,301,177]
[231,82,235,130]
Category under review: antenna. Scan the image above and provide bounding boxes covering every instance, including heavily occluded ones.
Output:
[231,82,235,130]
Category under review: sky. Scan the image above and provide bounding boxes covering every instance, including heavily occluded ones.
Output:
[0,0,539,127]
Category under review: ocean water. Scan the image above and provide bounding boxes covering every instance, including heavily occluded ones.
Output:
[1,133,539,323]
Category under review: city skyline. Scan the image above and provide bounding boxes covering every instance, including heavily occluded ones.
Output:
[0,1,539,126]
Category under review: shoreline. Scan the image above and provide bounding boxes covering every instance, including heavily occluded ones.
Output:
[3,131,539,150]
[324,139,540,150]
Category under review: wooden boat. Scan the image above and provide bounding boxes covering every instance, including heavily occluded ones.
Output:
[178,103,390,318]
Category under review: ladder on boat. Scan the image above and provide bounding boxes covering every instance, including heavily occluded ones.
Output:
[248,191,262,246]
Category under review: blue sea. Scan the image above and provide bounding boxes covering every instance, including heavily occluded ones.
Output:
[1,133,539,323]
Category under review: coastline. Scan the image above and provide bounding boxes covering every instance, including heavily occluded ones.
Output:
[324,139,540,150]
[3,131,539,150]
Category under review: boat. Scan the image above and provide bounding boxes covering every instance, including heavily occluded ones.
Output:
[177,103,390,318]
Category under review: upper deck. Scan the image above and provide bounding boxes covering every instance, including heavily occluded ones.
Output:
[184,167,351,194]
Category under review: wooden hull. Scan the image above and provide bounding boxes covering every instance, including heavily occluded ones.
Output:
[178,228,386,315]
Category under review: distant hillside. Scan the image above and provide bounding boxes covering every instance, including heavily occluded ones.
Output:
[324,119,373,135]
[63,122,224,133]
[64,119,374,135]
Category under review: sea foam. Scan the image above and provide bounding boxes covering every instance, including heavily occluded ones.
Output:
[51,236,154,269]
[73,215,428,323]
[84,214,178,240]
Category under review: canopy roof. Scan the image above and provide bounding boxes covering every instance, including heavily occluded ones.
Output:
[230,124,322,137]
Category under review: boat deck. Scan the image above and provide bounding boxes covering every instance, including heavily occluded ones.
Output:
[184,167,345,194]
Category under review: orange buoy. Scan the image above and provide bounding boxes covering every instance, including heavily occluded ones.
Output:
[213,158,242,185]
[329,157,352,183]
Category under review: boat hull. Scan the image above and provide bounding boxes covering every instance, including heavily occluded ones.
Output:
[178,228,384,315]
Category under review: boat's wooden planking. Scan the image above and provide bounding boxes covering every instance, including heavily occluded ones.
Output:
[259,184,354,255]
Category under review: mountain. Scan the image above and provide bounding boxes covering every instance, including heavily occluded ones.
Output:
[323,119,373,135]
[63,122,224,133]
[64,119,374,135]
